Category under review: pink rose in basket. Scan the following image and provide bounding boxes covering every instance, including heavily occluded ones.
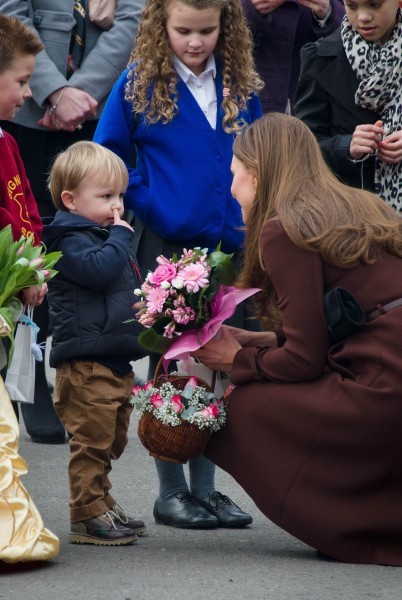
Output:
[150,392,163,408]
[171,395,185,414]
[200,404,220,419]
[183,376,198,391]
[148,263,177,286]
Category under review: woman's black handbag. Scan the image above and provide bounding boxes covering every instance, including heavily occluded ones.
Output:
[324,287,366,344]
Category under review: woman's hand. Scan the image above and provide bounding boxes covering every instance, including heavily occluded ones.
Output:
[250,0,285,15]
[38,88,98,132]
[222,325,277,348]
[191,328,242,373]
[349,120,384,160]
[297,0,330,20]
[378,130,402,164]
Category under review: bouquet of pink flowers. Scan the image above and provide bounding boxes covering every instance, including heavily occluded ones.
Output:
[134,245,259,360]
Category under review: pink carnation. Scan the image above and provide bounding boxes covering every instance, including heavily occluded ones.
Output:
[138,313,157,327]
[171,307,195,325]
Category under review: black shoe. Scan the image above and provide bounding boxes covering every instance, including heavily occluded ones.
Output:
[197,492,253,528]
[110,503,148,536]
[153,492,219,529]
[316,550,339,562]
[69,511,138,545]
[28,428,67,444]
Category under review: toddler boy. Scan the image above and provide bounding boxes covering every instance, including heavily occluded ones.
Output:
[44,141,147,545]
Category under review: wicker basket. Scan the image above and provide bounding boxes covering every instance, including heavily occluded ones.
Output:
[137,358,215,464]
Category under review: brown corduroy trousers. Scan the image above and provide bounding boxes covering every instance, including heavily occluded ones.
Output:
[54,360,134,523]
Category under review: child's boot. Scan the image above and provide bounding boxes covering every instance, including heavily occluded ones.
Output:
[69,510,138,545]
[109,503,148,536]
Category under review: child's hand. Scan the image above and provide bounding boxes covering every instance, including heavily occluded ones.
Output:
[112,208,133,232]
[21,283,48,307]
[349,120,384,160]
[378,130,402,164]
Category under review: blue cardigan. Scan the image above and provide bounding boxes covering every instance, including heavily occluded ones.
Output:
[94,67,262,254]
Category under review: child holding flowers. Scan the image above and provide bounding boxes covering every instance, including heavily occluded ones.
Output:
[43,141,147,546]
[95,0,262,529]
[0,13,59,563]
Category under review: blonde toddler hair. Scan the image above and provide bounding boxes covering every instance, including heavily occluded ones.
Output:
[48,141,129,211]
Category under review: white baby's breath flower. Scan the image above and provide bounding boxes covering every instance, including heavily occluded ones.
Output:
[134,288,142,296]
[160,281,171,290]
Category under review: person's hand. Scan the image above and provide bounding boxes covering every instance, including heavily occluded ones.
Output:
[191,328,241,373]
[112,208,133,231]
[349,120,384,160]
[297,0,330,20]
[250,0,286,15]
[38,87,98,132]
[377,130,402,164]
[21,283,48,307]
[222,325,277,348]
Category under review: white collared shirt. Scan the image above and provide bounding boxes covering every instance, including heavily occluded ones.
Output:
[173,54,217,129]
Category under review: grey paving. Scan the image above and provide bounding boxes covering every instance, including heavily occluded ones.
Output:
[1,358,402,599]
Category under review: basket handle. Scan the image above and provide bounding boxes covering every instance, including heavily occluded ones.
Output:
[153,355,217,390]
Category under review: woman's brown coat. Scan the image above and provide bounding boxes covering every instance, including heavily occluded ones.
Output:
[206,219,402,566]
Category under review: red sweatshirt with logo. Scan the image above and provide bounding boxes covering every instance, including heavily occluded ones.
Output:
[0,130,42,243]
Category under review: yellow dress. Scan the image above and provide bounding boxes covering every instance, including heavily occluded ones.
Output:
[0,377,59,563]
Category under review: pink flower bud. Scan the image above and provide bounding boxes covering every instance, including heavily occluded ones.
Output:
[183,376,198,392]
[171,395,184,414]
[150,393,163,408]
[16,245,25,256]
[29,257,45,269]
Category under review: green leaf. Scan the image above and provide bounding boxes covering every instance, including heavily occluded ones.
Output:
[138,328,173,354]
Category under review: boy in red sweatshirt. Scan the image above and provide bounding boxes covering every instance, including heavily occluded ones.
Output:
[0,13,45,308]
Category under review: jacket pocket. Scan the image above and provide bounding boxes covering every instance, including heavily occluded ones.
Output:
[33,10,75,31]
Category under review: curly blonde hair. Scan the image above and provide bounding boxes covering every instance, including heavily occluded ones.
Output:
[126,0,263,133]
[233,113,402,327]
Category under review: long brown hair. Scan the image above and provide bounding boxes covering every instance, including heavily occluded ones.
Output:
[234,113,402,326]
[125,0,263,133]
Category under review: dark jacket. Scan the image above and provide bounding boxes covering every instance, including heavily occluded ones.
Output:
[241,0,345,113]
[294,28,380,192]
[43,211,145,368]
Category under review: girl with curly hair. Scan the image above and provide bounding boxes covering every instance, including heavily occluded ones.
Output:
[95,0,262,530]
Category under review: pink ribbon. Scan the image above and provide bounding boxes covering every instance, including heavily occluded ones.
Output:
[164,285,260,361]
